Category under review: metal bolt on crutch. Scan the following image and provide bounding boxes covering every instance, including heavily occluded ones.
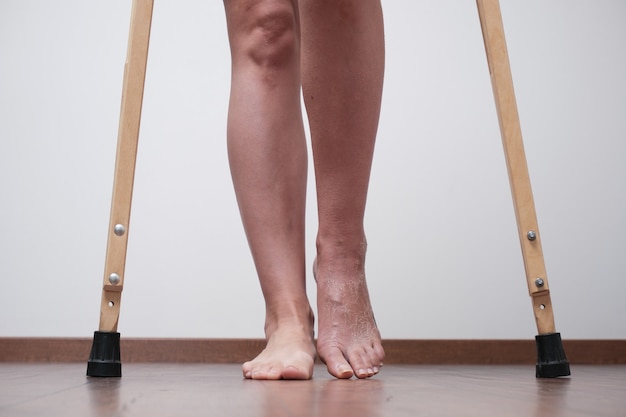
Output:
[477,0,570,377]
[87,0,570,378]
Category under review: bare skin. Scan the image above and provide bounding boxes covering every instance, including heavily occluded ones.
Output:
[224,0,385,379]
[301,0,385,379]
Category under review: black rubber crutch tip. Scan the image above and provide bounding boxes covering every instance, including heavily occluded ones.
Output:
[86,331,122,377]
[535,333,571,378]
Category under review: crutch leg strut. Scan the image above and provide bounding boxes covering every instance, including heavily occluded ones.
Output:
[477,0,570,377]
[87,0,154,377]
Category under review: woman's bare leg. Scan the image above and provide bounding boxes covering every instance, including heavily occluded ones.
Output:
[224,0,315,380]
[300,0,386,379]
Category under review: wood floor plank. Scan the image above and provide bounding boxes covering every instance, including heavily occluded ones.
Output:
[1,364,625,417]
[2,338,625,364]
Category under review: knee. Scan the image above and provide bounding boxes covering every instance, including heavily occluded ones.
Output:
[228,1,298,70]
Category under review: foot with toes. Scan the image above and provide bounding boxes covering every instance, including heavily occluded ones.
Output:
[314,252,384,379]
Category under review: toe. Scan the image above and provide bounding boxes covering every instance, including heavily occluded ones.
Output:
[349,346,381,379]
[251,366,282,380]
[373,342,385,366]
[322,347,354,379]
[242,362,253,379]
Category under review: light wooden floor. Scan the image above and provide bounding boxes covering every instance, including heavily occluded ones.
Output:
[1,364,624,417]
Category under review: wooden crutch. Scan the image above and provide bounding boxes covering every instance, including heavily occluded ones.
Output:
[87,0,154,377]
[476,0,570,377]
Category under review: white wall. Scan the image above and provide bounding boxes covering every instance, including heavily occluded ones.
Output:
[1,0,624,340]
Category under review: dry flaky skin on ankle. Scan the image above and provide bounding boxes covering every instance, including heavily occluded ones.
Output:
[314,243,385,379]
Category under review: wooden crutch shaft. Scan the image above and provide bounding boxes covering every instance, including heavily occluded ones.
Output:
[98,0,153,332]
[476,0,556,334]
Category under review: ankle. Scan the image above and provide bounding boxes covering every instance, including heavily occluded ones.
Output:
[263,302,315,338]
[315,233,367,276]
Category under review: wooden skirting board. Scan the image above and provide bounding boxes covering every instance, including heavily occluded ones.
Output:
[1,338,625,364]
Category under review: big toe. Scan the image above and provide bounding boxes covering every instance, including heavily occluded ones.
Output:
[320,347,354,379]
[281,364,313,380]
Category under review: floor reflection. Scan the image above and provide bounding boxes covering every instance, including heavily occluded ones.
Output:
[258,377,386,417]
[534,376,572,417]
[317,378,385,417]
[87,376,122,417]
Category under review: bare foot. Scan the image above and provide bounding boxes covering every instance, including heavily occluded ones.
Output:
[314,249,385,379]
[242,310,316,380]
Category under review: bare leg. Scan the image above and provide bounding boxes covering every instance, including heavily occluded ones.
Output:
[300,0,386,379]
[224,0,315,380]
